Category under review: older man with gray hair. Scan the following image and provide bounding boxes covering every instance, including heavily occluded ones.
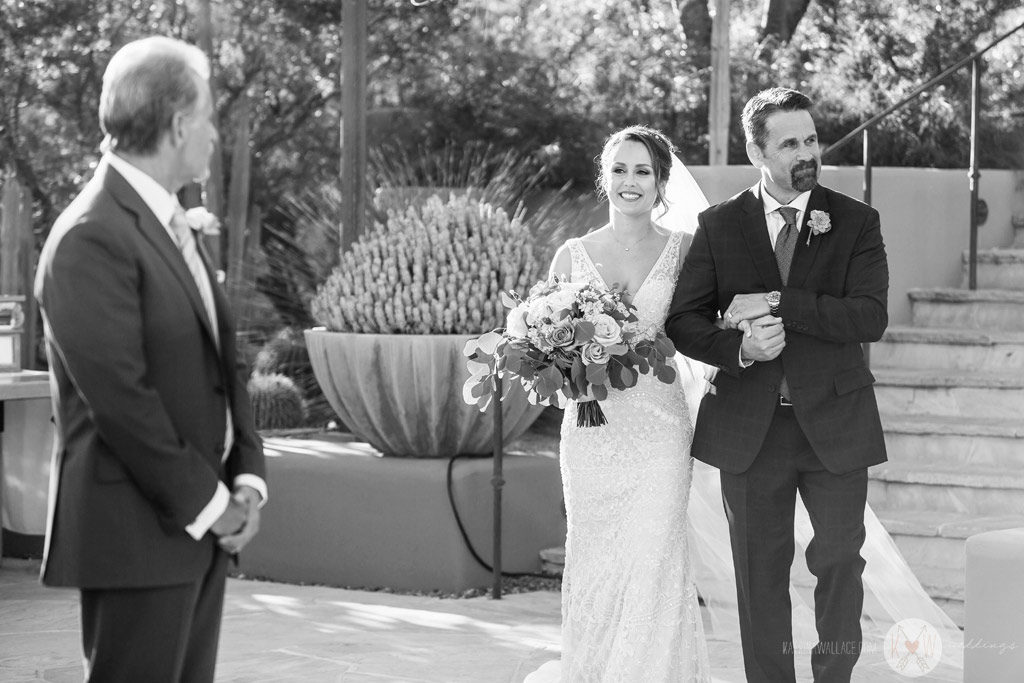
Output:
[35,36,266,682]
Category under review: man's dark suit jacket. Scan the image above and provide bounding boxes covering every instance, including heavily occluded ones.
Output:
[666,183,888,475]
[35,161,265,589]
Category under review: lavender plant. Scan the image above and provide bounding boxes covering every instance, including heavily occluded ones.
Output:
[311,193,541,334]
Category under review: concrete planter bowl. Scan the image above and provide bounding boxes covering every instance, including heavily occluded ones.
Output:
[304,330,544,456]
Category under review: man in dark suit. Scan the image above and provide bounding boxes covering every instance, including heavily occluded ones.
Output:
[35,36,266,682]
[666,87,888,682]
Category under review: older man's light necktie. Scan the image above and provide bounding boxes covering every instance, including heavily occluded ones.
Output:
[170,205,220,349]
[170,204,234,462]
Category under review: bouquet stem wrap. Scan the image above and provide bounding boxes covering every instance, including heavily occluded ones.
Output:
[576,400,607,428]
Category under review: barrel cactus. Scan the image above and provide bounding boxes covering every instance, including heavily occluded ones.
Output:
[310,193,540,334]
[247,372,305,430]
[253,328,336,428]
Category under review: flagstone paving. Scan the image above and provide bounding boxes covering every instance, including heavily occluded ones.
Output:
[0,558,962,682]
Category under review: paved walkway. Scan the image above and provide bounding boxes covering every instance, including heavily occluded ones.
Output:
[1,558,964,682]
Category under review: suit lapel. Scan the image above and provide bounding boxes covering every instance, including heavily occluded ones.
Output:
[101,165,221,350]
[787,184,830,290]
[739,188,784,291]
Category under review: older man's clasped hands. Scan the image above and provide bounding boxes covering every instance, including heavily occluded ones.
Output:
[724,293,786,363]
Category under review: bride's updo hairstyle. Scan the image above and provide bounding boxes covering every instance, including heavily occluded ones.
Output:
[596,124,676,208]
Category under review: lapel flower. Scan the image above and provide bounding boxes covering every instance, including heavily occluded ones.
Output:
[806,210,831,246]
[185,207,221,236]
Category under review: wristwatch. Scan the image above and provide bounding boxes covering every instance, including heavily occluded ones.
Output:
[765,290,782,316]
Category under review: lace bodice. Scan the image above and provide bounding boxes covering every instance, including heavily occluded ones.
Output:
[566,231,684,342]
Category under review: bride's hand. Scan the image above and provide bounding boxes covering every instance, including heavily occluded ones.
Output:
[723,293,771,327]
[716,313,754,337]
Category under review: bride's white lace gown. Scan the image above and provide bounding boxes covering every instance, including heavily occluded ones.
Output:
[549,232,711,682]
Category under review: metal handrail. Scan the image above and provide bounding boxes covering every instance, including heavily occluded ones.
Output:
[824,19,1024,160]
[821,18,1024,290]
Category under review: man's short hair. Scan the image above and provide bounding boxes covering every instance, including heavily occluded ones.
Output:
[99,36,210,155]
[741,88,813,150]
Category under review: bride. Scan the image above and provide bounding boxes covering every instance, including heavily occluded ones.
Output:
[525,125,963,682]
[534,125,711,681]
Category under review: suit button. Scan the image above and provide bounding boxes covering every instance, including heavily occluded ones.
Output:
[768,384,777,392]
[213,385,226,395]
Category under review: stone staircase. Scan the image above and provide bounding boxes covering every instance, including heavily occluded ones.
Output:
[869,232,1024,626]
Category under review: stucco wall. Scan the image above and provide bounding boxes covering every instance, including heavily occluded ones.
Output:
[567,166,1019,326]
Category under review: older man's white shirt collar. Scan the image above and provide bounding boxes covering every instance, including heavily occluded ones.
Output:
[756,181,811,216]
[104,152,180,230]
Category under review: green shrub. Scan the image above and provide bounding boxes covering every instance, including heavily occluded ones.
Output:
[248,373,305,431]
[310,193,541,334]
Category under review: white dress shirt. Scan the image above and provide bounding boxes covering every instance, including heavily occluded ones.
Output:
[757,181,812,249]
[104,153,267,539]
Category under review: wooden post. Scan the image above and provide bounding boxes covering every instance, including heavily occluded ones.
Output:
[1,174,26,295]
[708,0,731,166]
[225,92,252,310]
[341,0,369,258]
[0,173,37,369]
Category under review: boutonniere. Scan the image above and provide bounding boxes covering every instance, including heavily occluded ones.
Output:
[185,207,221,236]
[806,210,831,246]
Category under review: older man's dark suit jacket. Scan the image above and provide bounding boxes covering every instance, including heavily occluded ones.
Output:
[35,161,264,589]
[666,183,888,475]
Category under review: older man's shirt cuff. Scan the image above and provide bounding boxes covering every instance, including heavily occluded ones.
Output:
[738,347,755,369]
[233,474,268,508]
[185,481,230,540]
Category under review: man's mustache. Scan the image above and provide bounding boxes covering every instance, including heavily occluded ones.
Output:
[793,160,818,174]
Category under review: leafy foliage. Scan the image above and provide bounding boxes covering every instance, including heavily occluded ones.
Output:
[3,0,1023,303]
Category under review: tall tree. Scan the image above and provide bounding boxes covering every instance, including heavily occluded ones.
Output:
[760,0,813,44]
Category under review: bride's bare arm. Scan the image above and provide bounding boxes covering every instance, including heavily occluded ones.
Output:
[548,243,572,280]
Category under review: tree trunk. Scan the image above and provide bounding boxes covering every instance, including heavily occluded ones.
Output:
[196,0,225,265]
[760,0,812,44]
[678,0,712,70]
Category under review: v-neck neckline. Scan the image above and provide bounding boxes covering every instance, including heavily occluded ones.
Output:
[576,232,677,299]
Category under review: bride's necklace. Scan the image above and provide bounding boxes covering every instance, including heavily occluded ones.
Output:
[610,225,652,253]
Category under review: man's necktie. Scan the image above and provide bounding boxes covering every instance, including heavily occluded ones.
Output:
[170,204,234,462]
[774,206,798,402]
[775,206,799,285]
[170,205,220,349]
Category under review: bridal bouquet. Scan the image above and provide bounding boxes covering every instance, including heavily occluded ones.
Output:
[462,276,677,427]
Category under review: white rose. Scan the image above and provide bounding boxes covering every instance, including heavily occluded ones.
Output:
[546,287,579,312]
[580,342,610,365]
[590,313,622,346]
[527,295,554,325]
[505,303,530,338]
[185,207,221,236]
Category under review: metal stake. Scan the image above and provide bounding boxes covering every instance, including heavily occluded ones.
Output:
[968,57,982,291]
[491,375,504,599]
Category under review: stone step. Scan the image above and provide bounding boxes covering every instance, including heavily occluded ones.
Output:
[872,510,1024,626]
[882,414,1024,470]
[961,248,1024,290]
[872,326,1024,371]
[868,463,1024,516]
[873,368,1024,419]
[908,287,1024,330]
